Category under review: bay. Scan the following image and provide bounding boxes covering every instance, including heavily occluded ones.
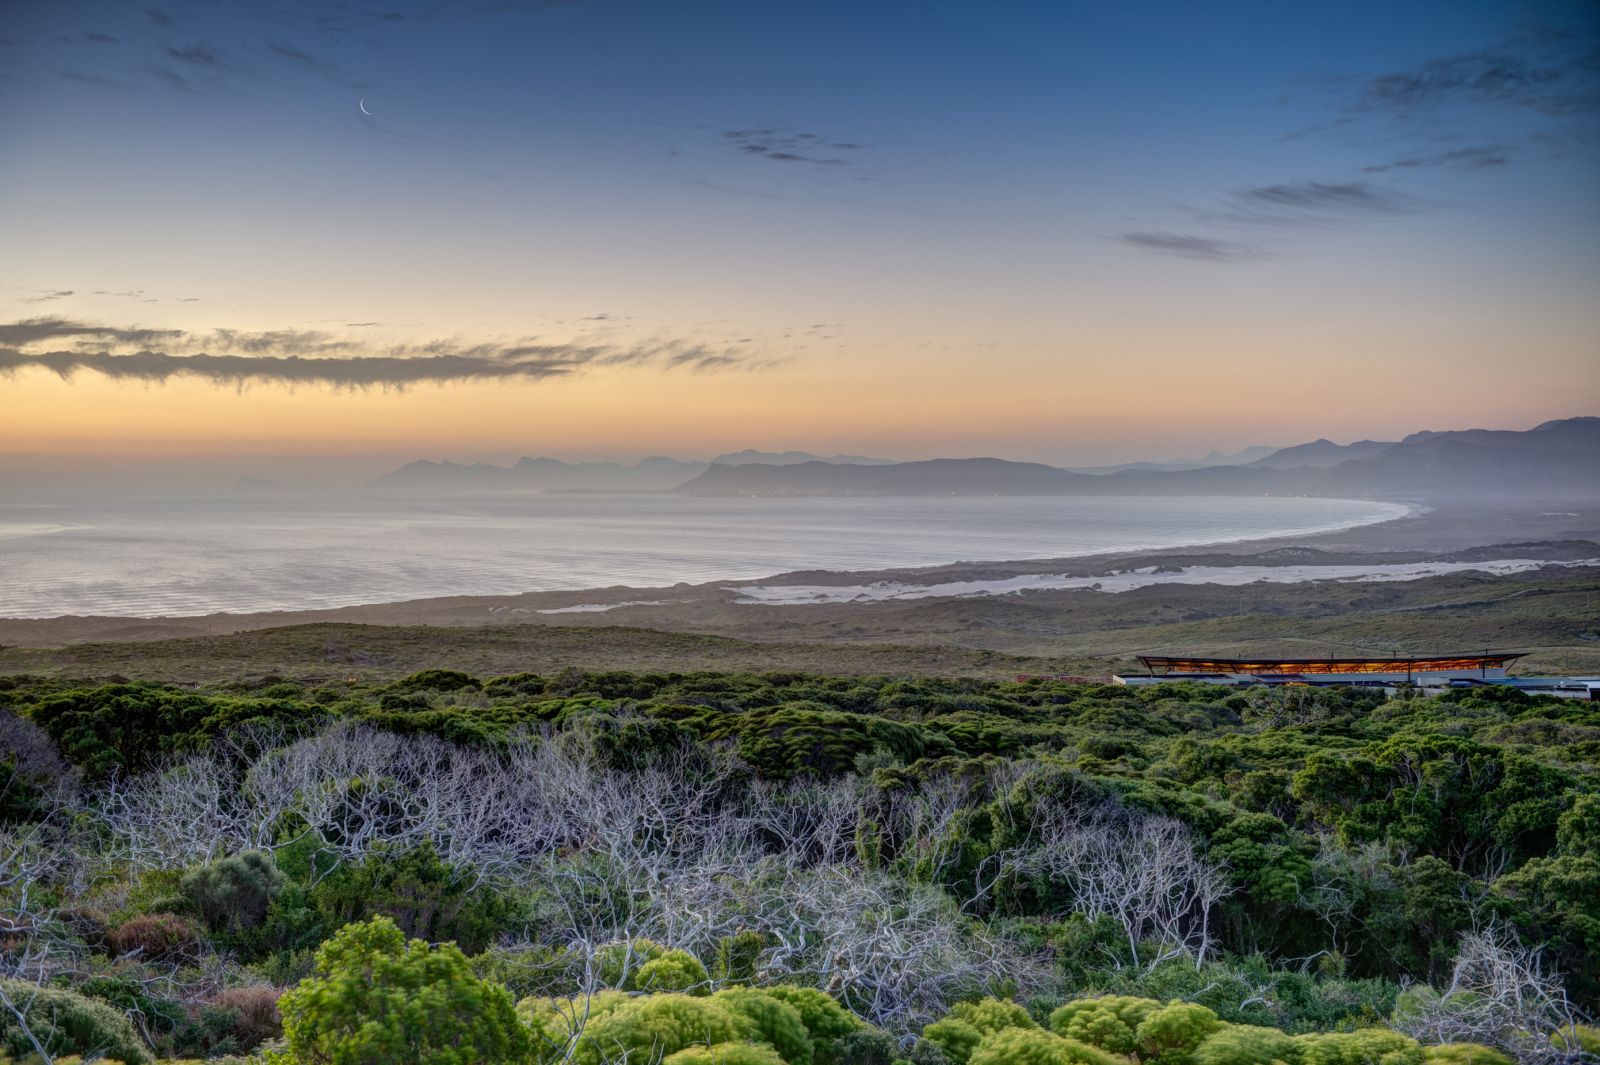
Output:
[0,495,1408,619]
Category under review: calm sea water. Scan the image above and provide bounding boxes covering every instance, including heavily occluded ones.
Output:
[0,495,1408,619]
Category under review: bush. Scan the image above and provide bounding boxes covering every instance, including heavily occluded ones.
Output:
[1082,956,1396,1032]
[308,840,511,955]
[1420,1047,1514,1065]
[832,1029,949,1065]
[25,684,310,778]
[714,930,769,983]
[1135,1002,1223,1065]
[761,986,864,1065]
[205,986,283,1052]
[637,951,713,993]
[1048,997,1160,1056]
[923,1020,983,1065]
[475,943,582,999]
[389,669,482,693]
[925,999,1037,1065]
[276,915,532,1065]
[592,938,710,993]
[0,978,153,1064]
[966,1027,1123,1065]
[566,994,741,1065]
[595,938,672,986]
[0,709,72,824]
[104,912,202,963]
[716,988,816,1065]
[518,990,634,1059]
[666,1043,790,1065]
[1293,1028,1423,1065]
[181,850,287,935]
[1552,1023,1600,1054]
[1191,1025,1300,1065]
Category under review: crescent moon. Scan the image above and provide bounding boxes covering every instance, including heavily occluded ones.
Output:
[358,98,373,116]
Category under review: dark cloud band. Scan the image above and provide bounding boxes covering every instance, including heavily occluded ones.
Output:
[0,317,763,388]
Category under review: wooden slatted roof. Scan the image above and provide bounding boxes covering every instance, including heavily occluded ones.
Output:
[1137,653,1526,676]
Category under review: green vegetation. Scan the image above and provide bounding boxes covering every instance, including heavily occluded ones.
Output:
[274,916,531,1065]
[2,562,1597,685]
[1,667,1597,1063]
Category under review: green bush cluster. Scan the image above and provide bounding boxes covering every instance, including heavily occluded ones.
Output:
[516,984,852,1065]
[3,667,1599,1064]
[0,978,153,1065]
[921,995,1510,1065]
[181,850,287,936]
[594,938,712,993]
[275,916,532,1065]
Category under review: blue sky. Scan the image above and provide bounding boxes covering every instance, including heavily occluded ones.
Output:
[1,0,1596,472]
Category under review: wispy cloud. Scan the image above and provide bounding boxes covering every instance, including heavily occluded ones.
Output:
[21,290,76,303]
[1361,145,1511,173]
[164,43,230,71]
[1120,179,1416,261]
[1273,27,1599,183]
[266,41,365,88]
[62,70,125,89]
[1359,41,1600,117]
[1229,180,1417,218]
[0,317,771,388]
[145,64,193,92]
[0,318,184,346]
[1117,232,1263,262]
[722,126,870,167]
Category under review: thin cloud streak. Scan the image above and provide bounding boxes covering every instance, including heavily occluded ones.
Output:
[0,317,772,388]
[1359,41,1600,116]
[722,126,869,167]
[0,318,185,346]
[1231,180,1416,216]
[1117,232,1263,261]
[1361,145,1511,172]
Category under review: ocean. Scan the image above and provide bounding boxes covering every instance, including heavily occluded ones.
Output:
[0,495,1408,619]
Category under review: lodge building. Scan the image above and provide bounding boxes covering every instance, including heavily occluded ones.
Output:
[1112,652,1600,699]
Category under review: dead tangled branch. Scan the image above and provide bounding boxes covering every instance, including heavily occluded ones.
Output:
[1394,927,1587,1064]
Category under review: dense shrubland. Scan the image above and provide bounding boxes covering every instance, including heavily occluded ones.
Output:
[1,669,1597,1063]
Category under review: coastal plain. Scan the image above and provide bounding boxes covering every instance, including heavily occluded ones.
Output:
[3,501,1596,683]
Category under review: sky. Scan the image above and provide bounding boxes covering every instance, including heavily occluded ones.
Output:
[1,0,1597,488]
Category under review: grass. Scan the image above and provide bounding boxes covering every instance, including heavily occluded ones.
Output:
[2,567,1595,683]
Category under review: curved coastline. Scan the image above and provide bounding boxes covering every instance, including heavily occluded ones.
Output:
[0,495,1416,621]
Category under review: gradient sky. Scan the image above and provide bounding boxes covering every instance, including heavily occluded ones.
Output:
[2,0,1597,486]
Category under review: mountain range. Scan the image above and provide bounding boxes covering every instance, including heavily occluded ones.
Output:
[673,418,1600,499]
[368,418,1599,499]
[368,450,894,494]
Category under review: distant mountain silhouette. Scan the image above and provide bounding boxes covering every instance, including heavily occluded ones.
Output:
[1065,444,1279,474]
[367,449,891,492]
[675,418,1600,498]
[711,449,893,466]
[1247,438,1396,469]
[1320,417,1600,496]
[368,419,1598,498]
[369,455,706,493]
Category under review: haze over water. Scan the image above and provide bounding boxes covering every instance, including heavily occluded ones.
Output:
[0,495,1407,619]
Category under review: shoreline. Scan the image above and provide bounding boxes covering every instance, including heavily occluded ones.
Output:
[1,498,1596,649]
[0,494,1409,623]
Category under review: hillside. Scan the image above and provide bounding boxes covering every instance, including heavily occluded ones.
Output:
[368,454,706,493]
[675,417,1600,498]
[1247,438,1395,468]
